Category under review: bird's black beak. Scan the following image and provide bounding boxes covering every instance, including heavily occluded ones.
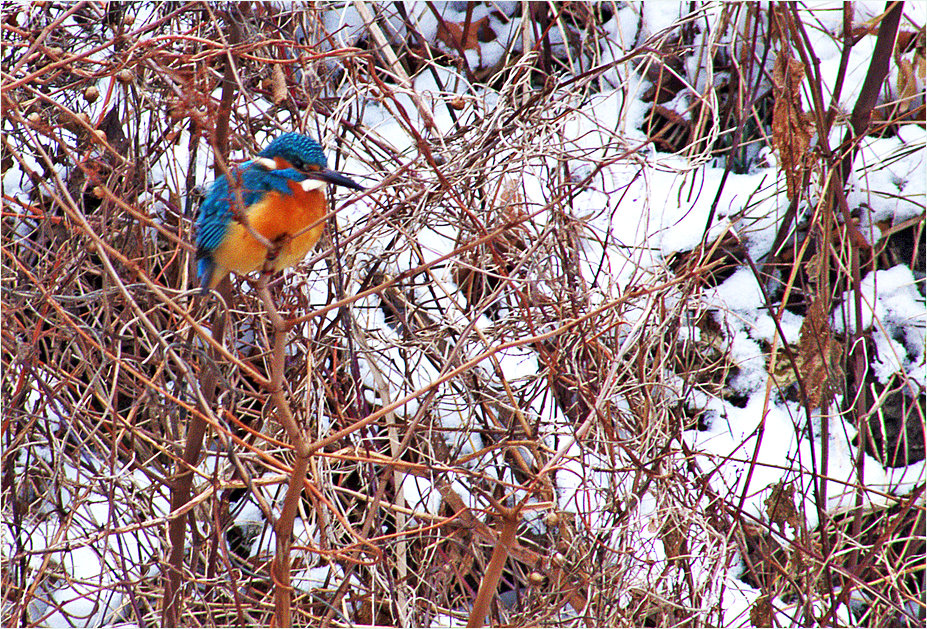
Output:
[307,168,365,191]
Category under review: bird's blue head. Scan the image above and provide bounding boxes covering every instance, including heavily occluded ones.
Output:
[258,132,328,171]
[256,132,364,191]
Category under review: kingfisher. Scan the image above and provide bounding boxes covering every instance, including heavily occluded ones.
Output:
[195,132,364,295]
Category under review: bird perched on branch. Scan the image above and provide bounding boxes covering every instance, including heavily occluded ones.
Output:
[195,132,364,295]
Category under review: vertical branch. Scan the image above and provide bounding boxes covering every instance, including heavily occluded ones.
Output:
[254,275,312,628]
[214,10,242,171]
[162,9,242,625]
[162,388,210,627]
[848,3,904,132]
[466,504,520,628]
[838,1,903,610]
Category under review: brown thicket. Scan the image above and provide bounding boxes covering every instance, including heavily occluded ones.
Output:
[2,3,923,627]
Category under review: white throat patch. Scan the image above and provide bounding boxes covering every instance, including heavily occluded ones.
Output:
[253,157,277,170]
[300,178,326,192]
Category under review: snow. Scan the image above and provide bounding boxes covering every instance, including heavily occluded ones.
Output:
[752,308,803,345]
[848,133,927,224]
[711,268,767,312]
[400,474,443,514]
[832,265,926,386]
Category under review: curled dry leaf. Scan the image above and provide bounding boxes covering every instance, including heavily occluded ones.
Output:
[436,16,495,52]
[796,296,843,409]
[771,50,814,202]
[764,481,801,529]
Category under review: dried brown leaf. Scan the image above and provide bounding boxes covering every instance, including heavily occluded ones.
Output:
[436,16,495,52]
[764,481,801,529]
[750,594,775,627]
[771,50,814,202]
[660,514,690,562]
[796,296,843,408]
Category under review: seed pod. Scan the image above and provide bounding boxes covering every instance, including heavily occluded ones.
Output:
[544,511,560,527]
[272,64,287,105]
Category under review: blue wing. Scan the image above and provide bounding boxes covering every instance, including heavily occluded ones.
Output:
[195,161,307,255]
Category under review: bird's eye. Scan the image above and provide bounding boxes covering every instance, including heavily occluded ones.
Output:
[290,158,306,171]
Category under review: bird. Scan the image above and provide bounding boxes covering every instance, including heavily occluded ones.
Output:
[195,132,364,295]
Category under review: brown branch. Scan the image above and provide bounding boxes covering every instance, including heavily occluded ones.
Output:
[839,0,904,185]
[253,271,312,628]
[162,9,243,624]
[466,504,520,628]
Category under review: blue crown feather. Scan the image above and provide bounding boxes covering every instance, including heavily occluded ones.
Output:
[258,132,328,170]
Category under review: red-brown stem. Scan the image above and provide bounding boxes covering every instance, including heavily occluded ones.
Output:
[255,275,311,627]
[467,506,520,628]
[163,278,230,627]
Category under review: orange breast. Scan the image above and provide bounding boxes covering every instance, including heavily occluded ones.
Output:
[212,183,327,278]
